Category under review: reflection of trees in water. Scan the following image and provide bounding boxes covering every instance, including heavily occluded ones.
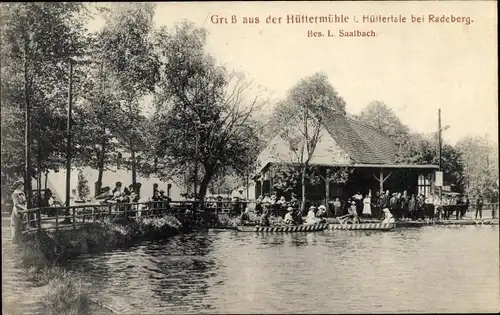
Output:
[68,234,219,313]
[145,233,217,311]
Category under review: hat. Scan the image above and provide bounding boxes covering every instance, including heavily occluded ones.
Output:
[287,207,293,212]
[159,190,165,193]
[351,201,356,205]
[383,208,390,212]
[318,205,326,211]
[309,206,316,210]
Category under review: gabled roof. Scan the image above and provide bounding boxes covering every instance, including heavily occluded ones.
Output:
[320,110,397,164]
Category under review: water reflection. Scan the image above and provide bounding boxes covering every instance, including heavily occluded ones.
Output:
[70,226,499,314]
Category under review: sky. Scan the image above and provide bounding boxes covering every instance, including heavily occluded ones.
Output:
[87,1,498,145]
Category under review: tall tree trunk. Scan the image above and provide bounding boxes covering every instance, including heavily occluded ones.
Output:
[301,164,307,214]
[24,35,32,208]
[131,150,137,188]
[96,138,106,197]
[325,179,330,205]
[36,137,41,206]
[198,168,214,202]
[44,171,48,190]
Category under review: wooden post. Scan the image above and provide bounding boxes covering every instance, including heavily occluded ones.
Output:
[55,208,59,231]
[72,207,76,230]
[379,169,384,194]
[92,206,96,223]
[37,209,41,230]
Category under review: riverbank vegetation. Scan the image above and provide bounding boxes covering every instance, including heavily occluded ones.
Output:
[16,214,183,315]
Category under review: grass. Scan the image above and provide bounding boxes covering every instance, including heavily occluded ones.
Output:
[16,214,184,315]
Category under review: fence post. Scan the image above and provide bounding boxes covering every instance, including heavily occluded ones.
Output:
[108,204,112,221]
[55,208,59,231]
[37,209,41,231]
[72,207,76,230]
[92,207,96,223]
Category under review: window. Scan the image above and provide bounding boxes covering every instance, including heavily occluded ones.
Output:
[418,174,431,197]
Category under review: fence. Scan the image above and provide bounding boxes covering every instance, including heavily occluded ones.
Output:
[18,200,255,233]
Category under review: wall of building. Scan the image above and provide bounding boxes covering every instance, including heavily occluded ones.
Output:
[256,129,352,170]
[36,166,186,203]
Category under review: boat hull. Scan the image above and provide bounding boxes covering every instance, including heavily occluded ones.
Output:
[237,223,328,232]
[328,222,396,231]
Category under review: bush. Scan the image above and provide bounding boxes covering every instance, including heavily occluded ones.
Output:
[41,270,90,315]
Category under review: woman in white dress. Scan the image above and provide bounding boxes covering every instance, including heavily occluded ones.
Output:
[362,194,372,217]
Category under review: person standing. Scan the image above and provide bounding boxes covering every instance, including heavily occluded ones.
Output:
[417,194,425,220]
[409,194,417,221]
[462,195,470,219]
[10,181,27,243]
[475,195,484,220]
[353,192,363,216]
[390,193,399,219]
[379,190,390,219]
[455,196,463,220]
[372,191,380,219]
[333,198,342,217]
[362,194,372,218]
[401,190,410,220]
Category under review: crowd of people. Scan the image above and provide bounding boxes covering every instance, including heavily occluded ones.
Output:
[246,189,485,226]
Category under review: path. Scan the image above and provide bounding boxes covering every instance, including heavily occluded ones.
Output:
[1,217,43,315]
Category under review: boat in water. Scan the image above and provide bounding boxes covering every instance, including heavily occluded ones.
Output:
[237,223,329,232]
[328,222,396,231]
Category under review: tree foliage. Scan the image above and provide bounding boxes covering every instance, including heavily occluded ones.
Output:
[456,135,499,201]
[1,3,88,203]
[269,72,347,210]
[396,132,465,190]
[98,3,159,186]
[356,101,410,145]
[151,21,263,200]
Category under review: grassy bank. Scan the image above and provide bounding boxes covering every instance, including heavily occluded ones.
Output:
[17,215,184,315]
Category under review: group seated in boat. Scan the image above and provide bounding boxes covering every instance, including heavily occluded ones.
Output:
[239,205,326,227]
[335,201,361,224]
[306,206,327,225]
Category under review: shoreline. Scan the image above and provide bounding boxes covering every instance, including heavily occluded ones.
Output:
[6,215,188,315]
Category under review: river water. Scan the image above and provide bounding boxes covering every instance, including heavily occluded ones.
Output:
[65,225,499,314]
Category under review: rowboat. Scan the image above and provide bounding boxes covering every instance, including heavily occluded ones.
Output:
[236,223,329,232]
[328,222,396,231]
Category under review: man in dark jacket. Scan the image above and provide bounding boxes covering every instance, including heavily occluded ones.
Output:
[401,190,410,220]
[390,193,400,219]
[475,195,484,219]
[378,190,390,219]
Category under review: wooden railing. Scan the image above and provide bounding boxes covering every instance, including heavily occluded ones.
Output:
[18,200,256,233]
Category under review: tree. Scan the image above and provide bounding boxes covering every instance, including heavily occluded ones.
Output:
[71,28,125,196]
[76,169,90,200]
[356,101,410,146]
[1,3,88,205]
[270,72,347,212]
[396,133,465,190]
[99,3,159,188]
[456,135,499,201]
[152,21,263,201]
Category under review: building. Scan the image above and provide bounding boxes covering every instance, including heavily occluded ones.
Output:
[253,110,439,202]
[33,166,186,204]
